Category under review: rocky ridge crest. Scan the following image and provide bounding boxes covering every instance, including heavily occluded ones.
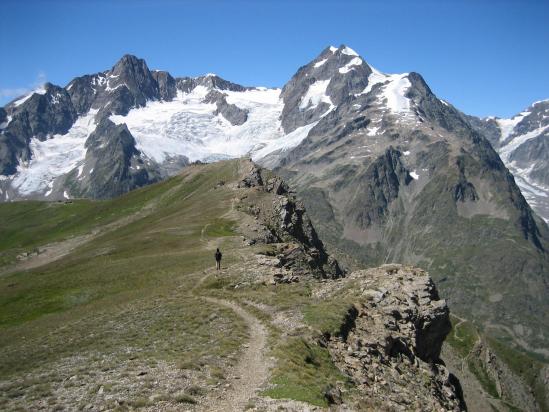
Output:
[235,160,342,281]
[228,160,465,410]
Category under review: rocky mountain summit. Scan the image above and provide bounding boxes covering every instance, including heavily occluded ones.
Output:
[0,55,270,201]
[279,46,372,134]
[268,47,549,356]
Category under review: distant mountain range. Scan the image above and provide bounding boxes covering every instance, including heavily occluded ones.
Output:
[1,46,548,359]
[466,100,549,222]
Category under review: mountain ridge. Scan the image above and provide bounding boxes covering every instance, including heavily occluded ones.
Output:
[1,45,548,410]
[0,158,465,411]
[2,48,548,352]
[266,47,549,354]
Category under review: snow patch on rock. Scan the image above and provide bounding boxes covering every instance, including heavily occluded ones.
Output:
[299,79,333,111]
[314,59,327,68]
[339,57,363,74]
[12,86,47,107]
[356,68,412,115]
[382,74,412,114]
[496,111,531,143]
[366,126,380,136]
[341,46,359,56]
[252,121,319,161]
[105,82,128,92]
[0,115,12,129]
[359,67,388,96]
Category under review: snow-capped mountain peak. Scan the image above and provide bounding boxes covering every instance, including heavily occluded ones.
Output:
[0,45,449,202]
[495,111,531,143]
[467,98,549,221]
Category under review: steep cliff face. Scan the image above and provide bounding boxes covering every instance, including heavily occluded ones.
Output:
[150,70,177,101]
[345,147,413,228]
[1,83,77,175]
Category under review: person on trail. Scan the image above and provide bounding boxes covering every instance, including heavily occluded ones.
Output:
[215,248,222,270]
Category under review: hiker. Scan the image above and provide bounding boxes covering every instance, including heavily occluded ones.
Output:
[215,248,222,270]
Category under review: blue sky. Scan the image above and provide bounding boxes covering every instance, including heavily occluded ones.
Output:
[1,0,548,117]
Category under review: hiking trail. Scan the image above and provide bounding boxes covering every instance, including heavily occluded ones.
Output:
[201,296,270,411]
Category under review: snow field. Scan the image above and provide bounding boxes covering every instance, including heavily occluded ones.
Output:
[11,110,98,195]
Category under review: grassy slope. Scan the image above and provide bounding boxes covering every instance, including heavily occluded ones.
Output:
[0,177,180,267]
[0,161,252,409]
[0,159,354,410]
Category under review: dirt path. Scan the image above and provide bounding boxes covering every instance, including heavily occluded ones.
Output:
[450,314,479,373]
[202,296,270,412]
[0,233,94,276]
[200,223,210,243]
[195,210,271,410]
[0,214,139,277]
[452,314,467,342]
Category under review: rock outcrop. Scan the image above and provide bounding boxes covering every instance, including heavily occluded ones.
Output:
[316,264,465,411]
[230,162,464,410]
[176,74,250,94]
[204,90,248,125]
[151,70,177,101]
[236,161,342,280]
[65,118,161,199]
